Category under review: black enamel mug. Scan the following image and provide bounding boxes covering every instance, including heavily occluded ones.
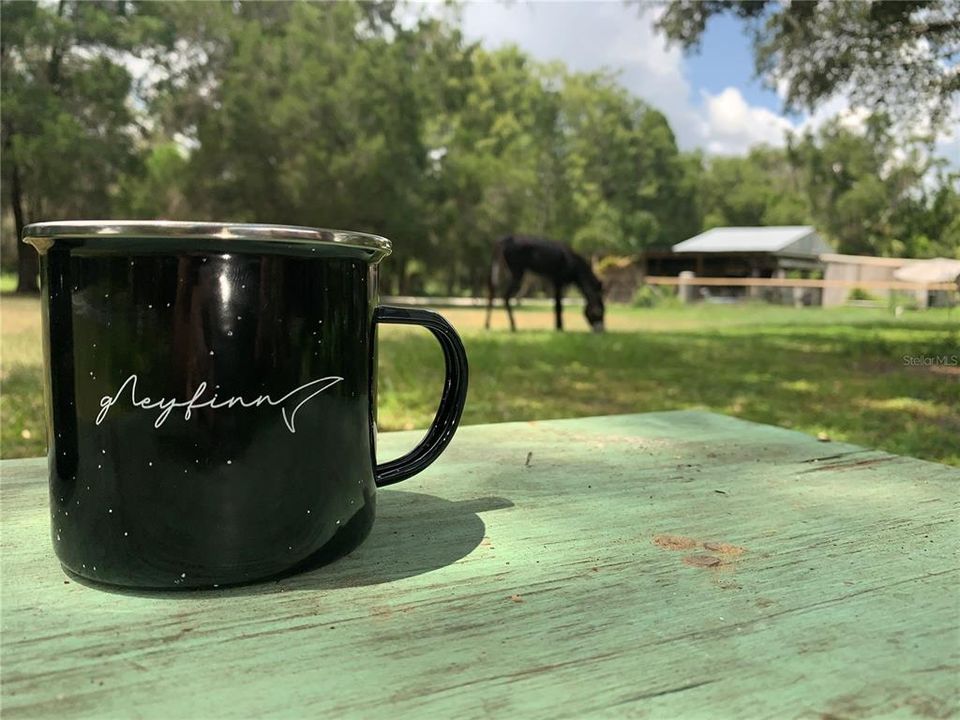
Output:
[23,221,468,589]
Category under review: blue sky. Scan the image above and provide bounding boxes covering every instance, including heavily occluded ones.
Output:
[684,15,781,115]
[424,1,960,163]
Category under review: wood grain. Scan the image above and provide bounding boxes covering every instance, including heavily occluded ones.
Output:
[2,411,958,719]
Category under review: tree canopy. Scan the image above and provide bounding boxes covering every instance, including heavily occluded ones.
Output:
[654,0,960,133]
[2,0,958,295]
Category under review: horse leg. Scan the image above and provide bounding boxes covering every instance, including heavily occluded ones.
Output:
[554,283,564,331]
[484,271,496,330]
[504,272,523,332]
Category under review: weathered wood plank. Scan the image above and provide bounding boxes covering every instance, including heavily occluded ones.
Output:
[2,411,958,719]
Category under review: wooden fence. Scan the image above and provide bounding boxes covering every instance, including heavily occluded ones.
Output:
[645,276,958,291]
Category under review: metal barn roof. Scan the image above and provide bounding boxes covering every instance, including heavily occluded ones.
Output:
[673,226,832,256]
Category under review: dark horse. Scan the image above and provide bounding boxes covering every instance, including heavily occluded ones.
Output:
[485,235,605,332]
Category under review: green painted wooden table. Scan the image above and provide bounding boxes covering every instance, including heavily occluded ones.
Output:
[2,411,958,719]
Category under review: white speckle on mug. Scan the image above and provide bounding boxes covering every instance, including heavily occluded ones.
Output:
[209,350,214,356]
[306,509,311,514]
[56,534,61,541]
[64,511,68,516]
[335,520,341,526]
[181,572,186,578]
[101,450,106,455]
[108,508,113,513]
[213,584,219,588]
[148,461,153,467]
[97,464,102,469]
[89,371,95,378]
[237,315,242,321]
[123,531,128,537]
[104,293,109,298]
[166,302,171,308]
[288,546,292,551]
[226,460,232,465]
[93,566,96,571]
[227,331,233,337]
[82,563,86,568]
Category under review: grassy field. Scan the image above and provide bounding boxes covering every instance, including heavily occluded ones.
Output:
[2,295,958,465]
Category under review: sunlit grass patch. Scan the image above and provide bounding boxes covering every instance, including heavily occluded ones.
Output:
[2,294,957,465]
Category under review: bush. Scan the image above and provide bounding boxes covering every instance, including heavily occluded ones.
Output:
[848,287,878,302]
[632,284,678,308]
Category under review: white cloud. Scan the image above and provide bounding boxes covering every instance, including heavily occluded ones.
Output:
[701,87,793,154]
[795,94,871,136]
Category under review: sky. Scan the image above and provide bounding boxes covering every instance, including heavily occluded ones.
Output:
[430,1,960,163]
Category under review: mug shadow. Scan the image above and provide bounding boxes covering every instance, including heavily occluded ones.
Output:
[69,490,514,599]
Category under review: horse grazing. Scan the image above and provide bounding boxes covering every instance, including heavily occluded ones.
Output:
[484,235,605,332]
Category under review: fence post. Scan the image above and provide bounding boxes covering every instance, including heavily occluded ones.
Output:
[678,271,696,304]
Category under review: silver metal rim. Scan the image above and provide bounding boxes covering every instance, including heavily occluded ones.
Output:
[21,220,392,255]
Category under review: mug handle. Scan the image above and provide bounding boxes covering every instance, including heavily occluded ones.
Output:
[373,305,468,487]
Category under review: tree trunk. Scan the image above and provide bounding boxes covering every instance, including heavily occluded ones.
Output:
[4,123,38,294]
[14,159,38,294]
[396,257,408,296]
[445,262,456,297]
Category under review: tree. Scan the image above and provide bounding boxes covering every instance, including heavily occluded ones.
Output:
[559,71,699,255]
[0,0,173,293]
[699,146,809,229]
[653,1,960,132]
[145,1,433,293]
[697,117,960,258]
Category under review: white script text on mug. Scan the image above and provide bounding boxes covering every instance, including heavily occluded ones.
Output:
[96,374,344,433]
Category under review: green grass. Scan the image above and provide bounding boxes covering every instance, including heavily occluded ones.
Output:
[3,297,958,465]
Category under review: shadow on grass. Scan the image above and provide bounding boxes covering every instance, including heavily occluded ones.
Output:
[379,325,959,465]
